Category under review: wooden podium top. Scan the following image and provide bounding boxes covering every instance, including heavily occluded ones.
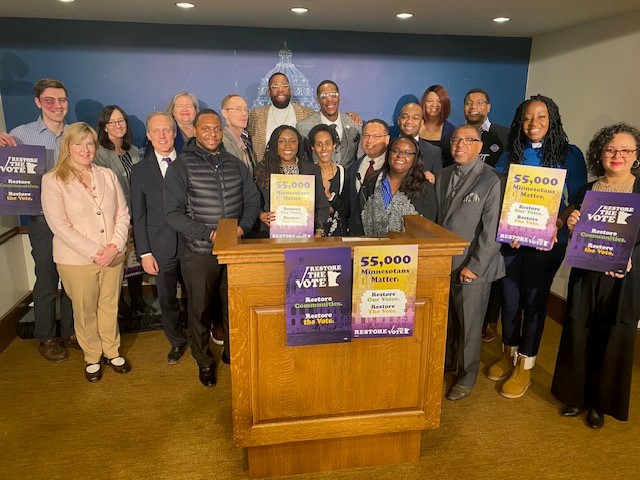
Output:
[214,215,468,264]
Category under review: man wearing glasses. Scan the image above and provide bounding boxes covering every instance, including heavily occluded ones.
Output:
[247,72,314,163]
[297,80,362,169]
[435,125,505,401]
[463,89,509,167]
[221,94,256,174]
[346,119,390,230]
[0,78,74,362]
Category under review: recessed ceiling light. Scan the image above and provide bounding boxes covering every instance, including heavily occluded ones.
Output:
[396,13,414,19]
[176,2,195,8]
[58,0,75,3]
[291,7,309,14]
[493,17,510,23]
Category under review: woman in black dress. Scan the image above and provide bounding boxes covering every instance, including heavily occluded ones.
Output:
[254,125,330,238]
[551,122,640,428]
[308,124,348,236]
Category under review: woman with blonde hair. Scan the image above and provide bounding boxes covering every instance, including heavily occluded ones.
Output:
[42,122,131,382]
[166,91,199,153]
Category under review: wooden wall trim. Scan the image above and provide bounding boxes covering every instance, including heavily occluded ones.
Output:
[0,291,33,355]
[0,226,19,246]
[547,292,566,325]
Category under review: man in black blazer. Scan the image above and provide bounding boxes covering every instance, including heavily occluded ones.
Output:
[130,112,188,364]
[463,88,509,167]
[346,119,390,231]
[397,102,443,183]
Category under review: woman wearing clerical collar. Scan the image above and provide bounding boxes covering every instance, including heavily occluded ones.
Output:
[488,95,587,399]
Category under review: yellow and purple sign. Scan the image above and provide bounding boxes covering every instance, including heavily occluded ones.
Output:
[270,173,315,239]
[351,245,418,338]
[497,164,566,249]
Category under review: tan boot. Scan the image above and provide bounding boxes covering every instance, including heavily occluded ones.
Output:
[486,345,517,381]
[500,355,533,399]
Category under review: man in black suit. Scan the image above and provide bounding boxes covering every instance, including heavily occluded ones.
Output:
[346,119,390,231]
[130,112,188,364]
[397,102,443,183]
[463,88,509,167]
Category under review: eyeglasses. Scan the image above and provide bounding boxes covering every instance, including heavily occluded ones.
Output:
[362,133,389,140]
[269,83,290,90]
[107,119,127,127]
[40,96,68,106]
[224,107,250,114]
[464,100,489,107]
[450,137,481,145]
[390,147,416,157]
[319,92,339,100]
[603,148,637,159]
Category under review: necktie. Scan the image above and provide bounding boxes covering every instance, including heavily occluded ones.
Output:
[364,159,375,180]
[241,131,256,168]
[163,157,172,165]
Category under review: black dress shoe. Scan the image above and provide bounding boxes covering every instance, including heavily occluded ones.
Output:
[587,407,604,429]
[221,351,230,365]
[561,405,581,417]
[167,344,188,364]
[85,363,102,383]
[199,364,217,387]
[104,356,132,374]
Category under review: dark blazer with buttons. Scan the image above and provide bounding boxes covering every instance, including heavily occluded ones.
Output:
[435,158,505,283]
[130,148,180,260]
[417,138,443,174]
[489,122,510,150]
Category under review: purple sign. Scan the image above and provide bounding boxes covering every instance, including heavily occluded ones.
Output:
[565,191,640,273]
[285,247,352,346]
[0,145,46,215]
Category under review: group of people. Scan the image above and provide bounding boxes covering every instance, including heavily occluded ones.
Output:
[0,74,637,430]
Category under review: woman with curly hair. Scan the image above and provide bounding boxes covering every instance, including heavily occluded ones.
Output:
[487,95,587,399]
[254,125,330,237]
[351,135,436,236]
[308,124,348,236]
[551,123,640,428]
[418,85,456,166]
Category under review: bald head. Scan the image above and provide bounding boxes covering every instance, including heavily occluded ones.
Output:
[398,102,423,137]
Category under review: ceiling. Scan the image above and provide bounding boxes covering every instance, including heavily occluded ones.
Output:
[1,0,639,37]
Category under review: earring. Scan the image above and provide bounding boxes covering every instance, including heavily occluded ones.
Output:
[633,159,639,169]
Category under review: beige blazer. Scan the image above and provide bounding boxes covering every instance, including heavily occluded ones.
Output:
[42,165,130,265]
[247,102,314,163]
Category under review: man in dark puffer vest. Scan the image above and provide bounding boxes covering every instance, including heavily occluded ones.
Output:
[164,109,260,387]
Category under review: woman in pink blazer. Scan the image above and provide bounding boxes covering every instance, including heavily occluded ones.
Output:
[42,122,132,382]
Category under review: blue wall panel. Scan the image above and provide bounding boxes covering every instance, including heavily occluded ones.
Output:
[0,18,531,147]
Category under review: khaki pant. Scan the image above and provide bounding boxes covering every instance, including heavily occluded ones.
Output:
[57,255,125,364]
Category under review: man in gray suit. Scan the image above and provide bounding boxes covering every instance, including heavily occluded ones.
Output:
[297,80,362,169]
[435,124,505,401]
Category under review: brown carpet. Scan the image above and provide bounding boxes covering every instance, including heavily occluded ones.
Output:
[0,320,639,480]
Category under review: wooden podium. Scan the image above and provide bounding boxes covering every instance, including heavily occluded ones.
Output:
[214,216,468,478]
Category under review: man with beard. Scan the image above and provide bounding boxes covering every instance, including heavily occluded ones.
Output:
[297,80,362,169]
[462,89,509,167]
[164,109,260,386]
[247,72,314,163]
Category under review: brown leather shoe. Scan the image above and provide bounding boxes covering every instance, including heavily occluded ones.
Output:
[39,339,68,362]
[64,334,82,351]
[104,356,132,374]
[210,324,224,346]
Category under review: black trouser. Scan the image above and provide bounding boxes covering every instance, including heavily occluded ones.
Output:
[28,216,74,342]
[156,246,188,349]
[184,249,229,367]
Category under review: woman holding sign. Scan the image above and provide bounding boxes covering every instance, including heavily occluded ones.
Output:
[552,123,640,428]
[488,95,587,398]
[351,136,436,236]
[255,125,330,238]
[308,124,348,237]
